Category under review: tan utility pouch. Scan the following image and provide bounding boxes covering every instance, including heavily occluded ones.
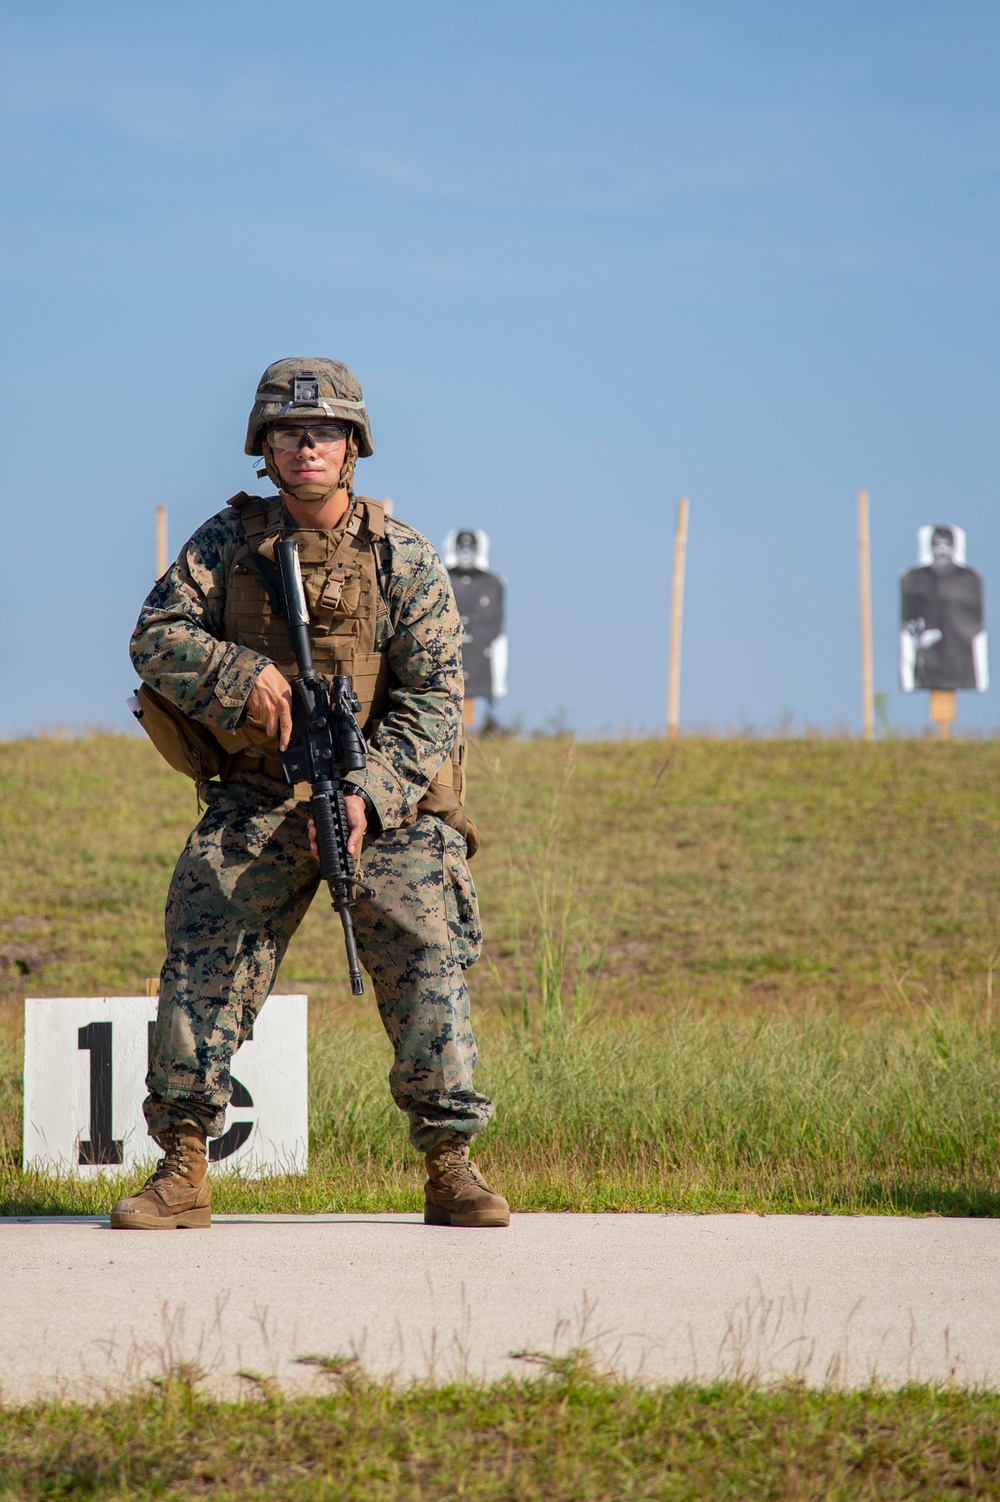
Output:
[414,732,481,857]
[132,683,229,784]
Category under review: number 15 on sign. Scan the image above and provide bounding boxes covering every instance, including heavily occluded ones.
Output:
[22,996,308,1178]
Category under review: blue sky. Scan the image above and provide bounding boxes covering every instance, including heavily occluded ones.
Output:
[1,1,998,736]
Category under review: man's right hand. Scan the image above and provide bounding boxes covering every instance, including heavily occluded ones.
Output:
[246,664,294,751]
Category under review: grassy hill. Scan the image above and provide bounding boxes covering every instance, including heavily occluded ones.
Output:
[4,732,1000,1011]
[2,732,1000,1215]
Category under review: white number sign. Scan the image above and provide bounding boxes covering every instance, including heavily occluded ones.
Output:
[22,995,308,1177]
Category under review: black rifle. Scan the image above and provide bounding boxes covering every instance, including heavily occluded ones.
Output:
[271,538,370,996]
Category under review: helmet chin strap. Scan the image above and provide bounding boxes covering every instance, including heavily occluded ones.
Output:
[261,434,358,509]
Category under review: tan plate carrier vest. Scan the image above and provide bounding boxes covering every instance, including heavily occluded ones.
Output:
[136,493,477,853]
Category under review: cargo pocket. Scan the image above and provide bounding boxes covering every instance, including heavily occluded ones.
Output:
[440,824,482,969]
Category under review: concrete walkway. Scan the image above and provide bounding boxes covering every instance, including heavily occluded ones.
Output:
[2,1212,998,1401]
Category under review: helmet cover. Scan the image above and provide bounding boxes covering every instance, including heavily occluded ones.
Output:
[245,357,374,457]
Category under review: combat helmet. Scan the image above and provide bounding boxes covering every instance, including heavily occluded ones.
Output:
[245,358,374,458]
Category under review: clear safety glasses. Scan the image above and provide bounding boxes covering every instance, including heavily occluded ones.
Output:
[266,423,351,452]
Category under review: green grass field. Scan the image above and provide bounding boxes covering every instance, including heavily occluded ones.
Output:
[4,1362,1000,1500]
[4,733,1000,1487]
[2,732,1000,1217]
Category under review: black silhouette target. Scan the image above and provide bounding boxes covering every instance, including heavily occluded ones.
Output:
[899,525,988,693]
[450,567,505,699]
[444,528,506,701]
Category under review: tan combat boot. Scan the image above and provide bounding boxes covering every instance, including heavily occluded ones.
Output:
[424,1141,510,1227]
[110,1125,211,1230]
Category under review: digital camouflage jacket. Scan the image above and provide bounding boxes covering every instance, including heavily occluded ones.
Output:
[130,498,464,831]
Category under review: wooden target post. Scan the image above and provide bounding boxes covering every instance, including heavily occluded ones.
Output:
[857,490,874,741]
[156,504,168,580]
[929,690,956,741]
[667,497,690,739]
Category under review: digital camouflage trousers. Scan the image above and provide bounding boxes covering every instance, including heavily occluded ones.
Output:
[144,774,492,1153]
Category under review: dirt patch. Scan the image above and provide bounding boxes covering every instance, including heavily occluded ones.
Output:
[0,944,55,977]
[1,916,55,933]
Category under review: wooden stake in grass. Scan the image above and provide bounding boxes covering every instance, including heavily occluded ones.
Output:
[155,504,168,580]
[857,489,874,742]
[930,689,956,741]
[667,497,689,740]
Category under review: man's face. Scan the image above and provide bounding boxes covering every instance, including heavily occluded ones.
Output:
[266,416,349,495]
[455,532,478,568]
[931,531,955,565]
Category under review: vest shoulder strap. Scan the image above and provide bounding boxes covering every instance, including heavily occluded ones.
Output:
[227,491,283,553]
[353,496,386,540]
[228,492,392,561]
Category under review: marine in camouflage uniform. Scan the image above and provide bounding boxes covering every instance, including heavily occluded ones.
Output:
[111,358,509,1231]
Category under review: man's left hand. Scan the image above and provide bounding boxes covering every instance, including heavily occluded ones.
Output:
[308,796,367,862]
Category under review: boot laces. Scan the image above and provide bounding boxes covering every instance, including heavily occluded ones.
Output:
[432,1150,484,1188]
[143,1135,192,1189]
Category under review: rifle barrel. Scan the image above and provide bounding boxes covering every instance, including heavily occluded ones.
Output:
[311,790,366,994]
[335,894,366,996]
